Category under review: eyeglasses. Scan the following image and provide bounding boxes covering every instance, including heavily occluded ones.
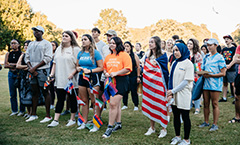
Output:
[10,42,18,45]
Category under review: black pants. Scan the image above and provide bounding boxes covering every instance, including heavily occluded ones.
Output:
[123,76,139,107]
[50,81,56,105]
[55,89,77,113]
[172,105,191,140]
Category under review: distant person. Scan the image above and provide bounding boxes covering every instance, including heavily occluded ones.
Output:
[166,39,175,65]
[25,26,53,123]
[161,40,167,52]
[201,45,209,58]
[203,38,209,45]
[92,27,106,50]
[219,35,236,102]
[199,38,226,132]
[175,39,186,45]
[172,35,179,44]
[4,39,25,116]
[135,42,144,95]
[135,43,145,59]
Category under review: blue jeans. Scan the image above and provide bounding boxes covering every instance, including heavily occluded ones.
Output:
[191,97,201,110]
[8,71,25,113]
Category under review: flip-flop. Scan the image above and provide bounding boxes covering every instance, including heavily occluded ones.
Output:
[228,117,240,123]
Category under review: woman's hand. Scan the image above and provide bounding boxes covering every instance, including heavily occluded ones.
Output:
[68,74,74,80]
[76,66,83,72]
[110,72,118,78]
[152,60,157,66]
[83,68,91,74]
[137,77,141,83]
[105,72,110,78]
[167,95,173,102]
[167,90,173,97]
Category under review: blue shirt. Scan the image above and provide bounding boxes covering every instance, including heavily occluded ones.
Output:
[201,53,226,91]
[77,49,103,74]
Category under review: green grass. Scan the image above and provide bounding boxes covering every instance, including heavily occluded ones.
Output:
[0,68,239,145]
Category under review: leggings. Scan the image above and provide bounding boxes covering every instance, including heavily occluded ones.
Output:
[55,89,77,113]
[172,105,191,140]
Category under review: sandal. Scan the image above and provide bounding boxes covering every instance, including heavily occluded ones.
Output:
[228,118,240,123]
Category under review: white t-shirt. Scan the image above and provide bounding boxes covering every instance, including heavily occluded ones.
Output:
[98,44,111,61]
[171,59,194,110]
[53,46,80,88]
[96,40,106,51]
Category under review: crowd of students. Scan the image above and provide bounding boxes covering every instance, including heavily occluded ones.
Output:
[4,25,240,144]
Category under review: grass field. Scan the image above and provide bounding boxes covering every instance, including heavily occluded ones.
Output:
[0,69,239,145]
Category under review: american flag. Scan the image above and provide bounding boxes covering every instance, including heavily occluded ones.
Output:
[142,59,168,128]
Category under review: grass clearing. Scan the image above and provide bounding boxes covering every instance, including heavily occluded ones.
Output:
[0,69,239,144]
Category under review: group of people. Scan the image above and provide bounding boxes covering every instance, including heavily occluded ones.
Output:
[4,25,240,144]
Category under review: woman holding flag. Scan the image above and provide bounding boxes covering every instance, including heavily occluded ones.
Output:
[47,31,80,127]
[141,36,169,138]
[76,34,103,132]
[167,43,194,145]
[102,37,132,138]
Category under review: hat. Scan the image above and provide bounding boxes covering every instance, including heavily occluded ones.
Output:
[223,35,233,40]
[203,38,209,42]
[72,31,78,39]
[32,26,45,33]
[104,30,117,36]
[207,38,219,45]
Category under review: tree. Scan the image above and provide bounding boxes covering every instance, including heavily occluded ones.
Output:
[232,24,240,45]
[94,8,129,42]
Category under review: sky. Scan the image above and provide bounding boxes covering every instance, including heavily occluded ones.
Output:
[27,0,240,43]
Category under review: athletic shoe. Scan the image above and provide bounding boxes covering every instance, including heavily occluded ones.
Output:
[26,115,38,122]
[219,98,227,102]
[144,127,155,135]
[66,120,76,127]
[89,124,99,132]
[77,123,86,130]
[102,127,113,138]
[121,105,128,110]
[170,136,181,145]
[17,112,24,116]
[194,110,200,115]
[25,114,31,119]
[199,122,210,128]
[113,124,122,132]
[50,105,55,110]
[23,114,28,118]
[61,110,70,115]
[134,106,139,111]
[178,139,190,145]
[209,124,218,131]
[48,120,59,127]
[9,112,18,116]
[40,117,52,123]
[158,129,167,138]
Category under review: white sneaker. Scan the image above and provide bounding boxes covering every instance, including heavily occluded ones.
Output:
[48,120,59,127]
[158,129,167,138]
[178,139,190,145]
[17,112,24,116]
[25,114,31,119]
[40,117,52,123]
[134,106,139,111]
[89,124,99,132]
[50,105,55,110]
[26,115,38,122]
[66,120,76,127]
[170,136,181,145]
[9,112,18,116]
[77,123,86,130]
[144,127,155,135]
[121,106,128,110]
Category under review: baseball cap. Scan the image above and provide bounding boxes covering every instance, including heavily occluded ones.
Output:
[104,30,117,36]
[32,26,45,33]
[206,38,219,45]
[223,35,233,40]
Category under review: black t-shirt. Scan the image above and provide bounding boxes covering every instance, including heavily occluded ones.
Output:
[222,46,236,71]
[136,51,145,59]
[8,51,22,63]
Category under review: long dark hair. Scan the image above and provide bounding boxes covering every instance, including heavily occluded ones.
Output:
[149,36,162,58]
[201,45,209,53]
[110,37,125,55]
[124,41,136,68]
[188,38,200,54]
[8,39,21,52]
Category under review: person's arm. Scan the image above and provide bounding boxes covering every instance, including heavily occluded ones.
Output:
[134,54,141,83]
[110,68,130,78]
[4,52,13,69]
[203,67,226,78]
[49,63,56,77]
[16,54,28,70]
[227,53,240,69]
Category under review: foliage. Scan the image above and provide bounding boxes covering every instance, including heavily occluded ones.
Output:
[232,24,240,45]
[94,8,129,42]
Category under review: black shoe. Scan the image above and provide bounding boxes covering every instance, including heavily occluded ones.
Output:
[113,124,122,132]
[102,127,113,138]
[232,100,235,104]
[219,98,227,102]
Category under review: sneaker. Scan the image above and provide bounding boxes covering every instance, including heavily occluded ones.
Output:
[158,129,167,138]
[9,112,18,116]
[199,122,210,128]
[48,120,59,127]
[25,114,31,119]
[194,110,200,115]
[61,110,70,115]
[219,98,227,102]
[50,105,55,110]
[178,139,190,145]
[134,106,139,111]
[77,123,86,130]
[26,115,38,122]
[170,136,181,145]
[23,114,29,118]
[17,112,24,116]
[66,120,76,127]
[209,124,218,131]
[40,117,52,123]
[102,127,113,138]
[113,124,122,132]
[89,124,99,132]
[121,105,128,110]
[144,127,155,135]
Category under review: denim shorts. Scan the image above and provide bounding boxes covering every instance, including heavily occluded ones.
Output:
[30,68,50,87]
[223,71,236,83]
